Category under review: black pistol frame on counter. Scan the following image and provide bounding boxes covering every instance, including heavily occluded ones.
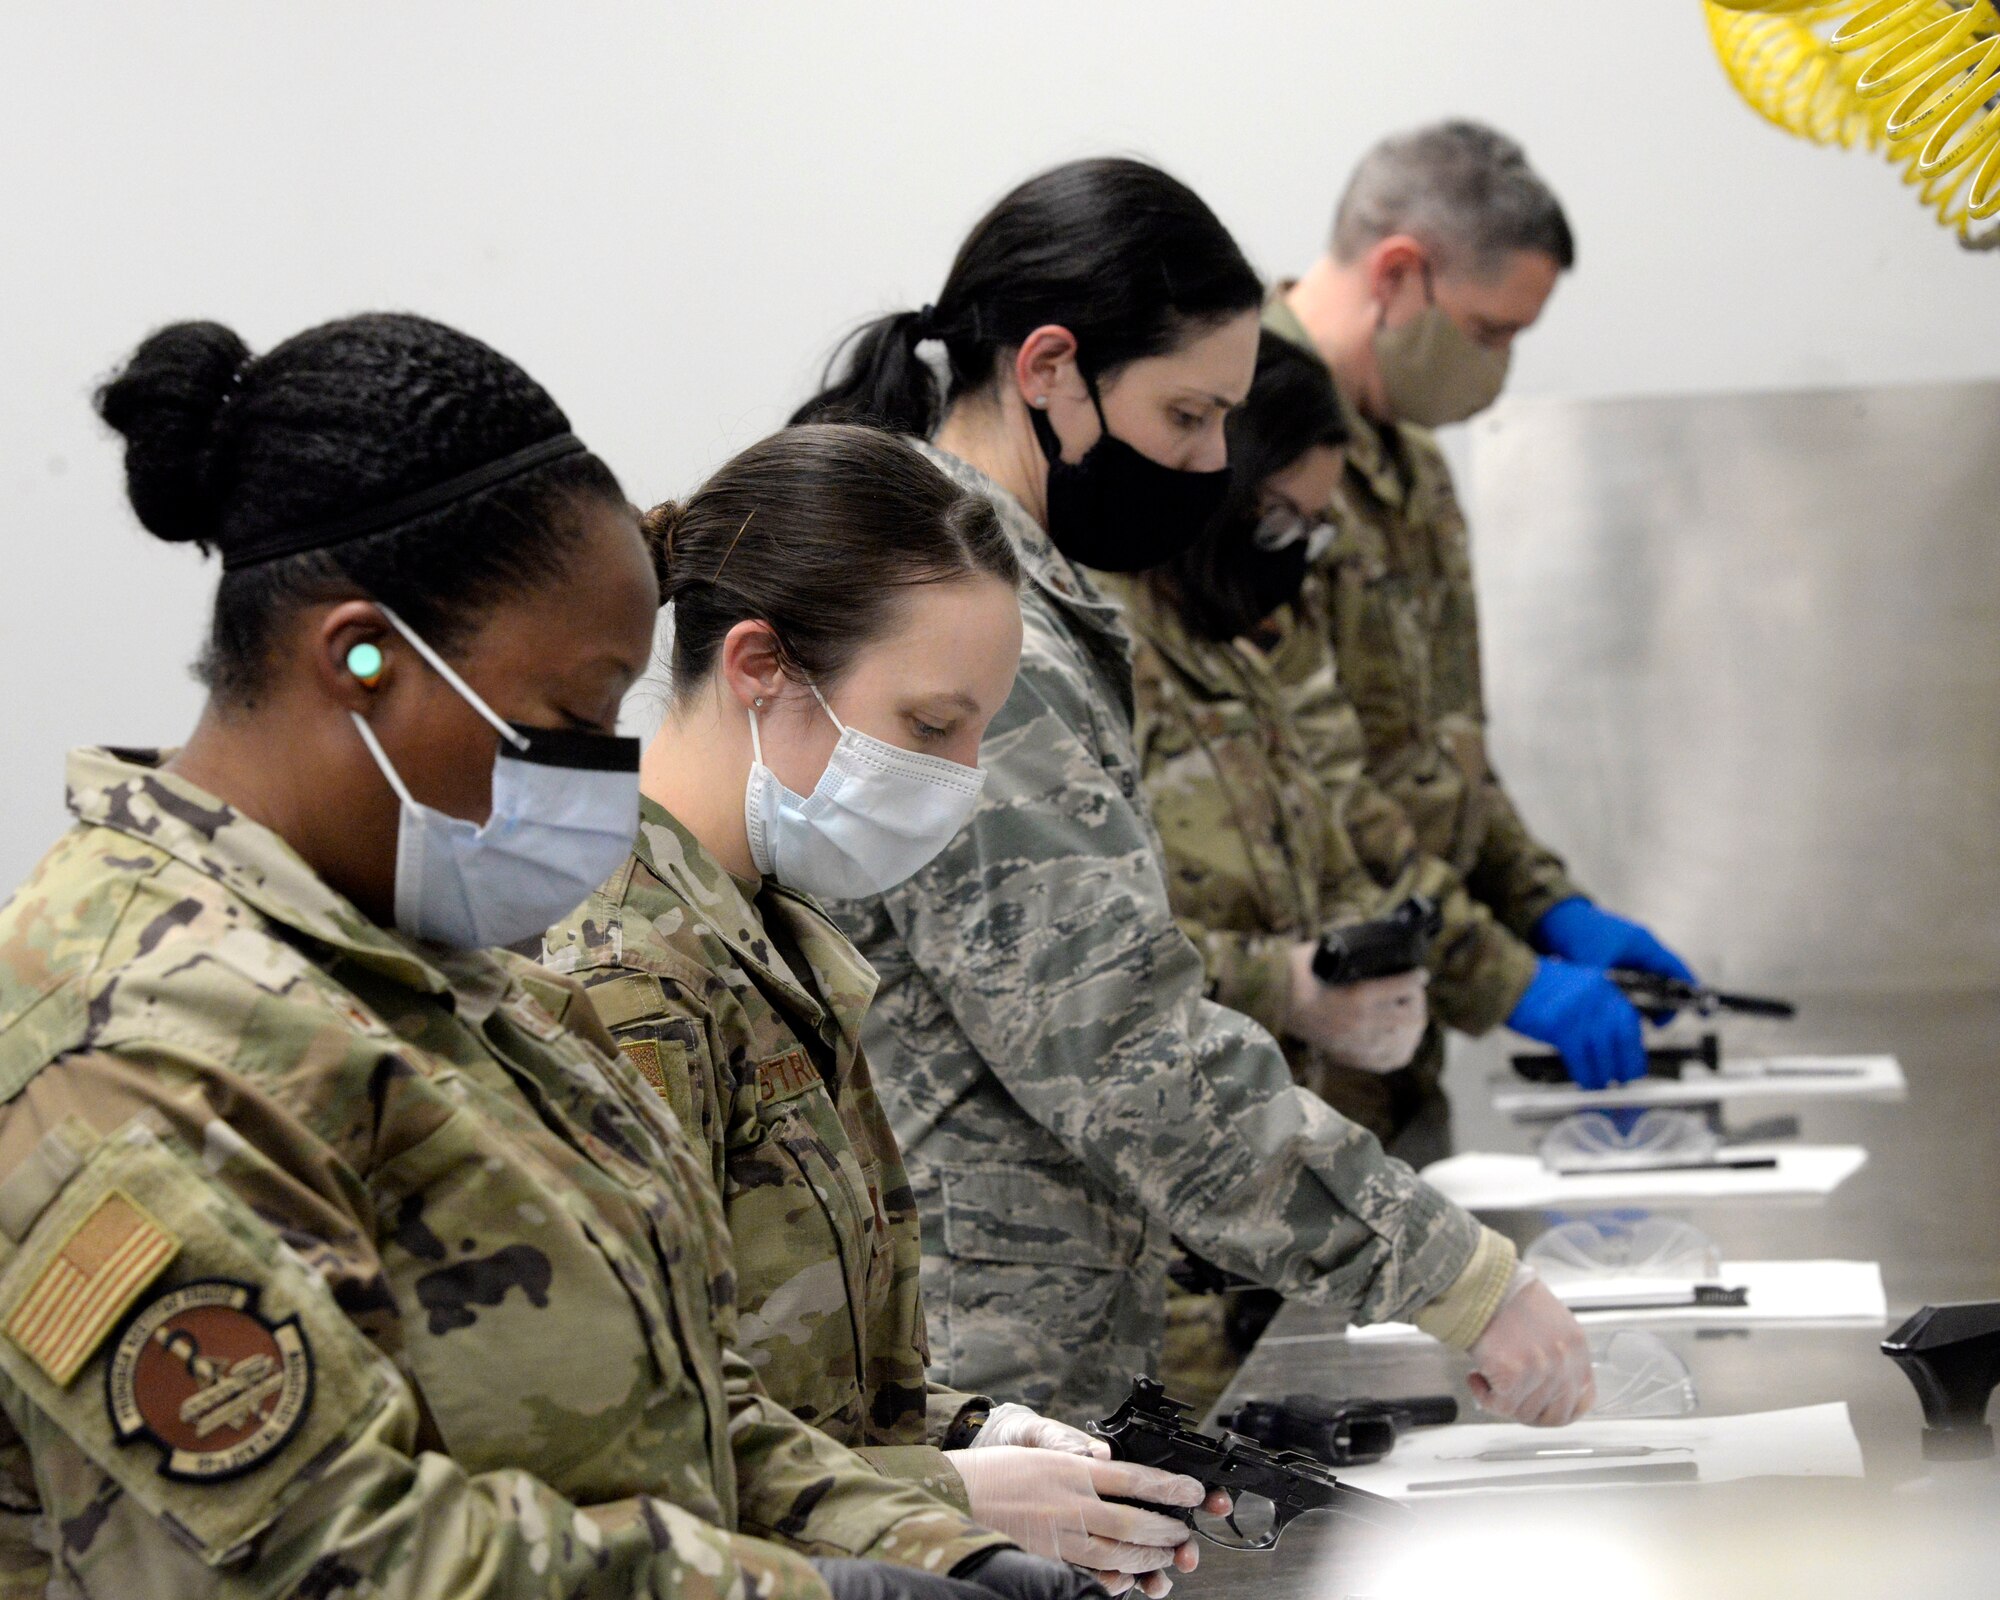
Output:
[1512,1031,1725,1083]
[1221,1391,1458,1467]
[1086,1377,1407,1550]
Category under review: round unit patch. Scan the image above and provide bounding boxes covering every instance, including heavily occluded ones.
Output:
[105,1279,313,1482]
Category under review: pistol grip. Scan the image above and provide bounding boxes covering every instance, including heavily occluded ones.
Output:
[1100,1495,1195,1532]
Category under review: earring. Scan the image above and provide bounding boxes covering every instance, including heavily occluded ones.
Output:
[1031,395,1050,409]
[345,641,384,688]
[753,696,766,709]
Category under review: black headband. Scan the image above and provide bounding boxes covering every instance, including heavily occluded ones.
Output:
[221,431,589,571]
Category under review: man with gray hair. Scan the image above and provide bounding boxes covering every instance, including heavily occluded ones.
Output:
[1263,120,1698,1107]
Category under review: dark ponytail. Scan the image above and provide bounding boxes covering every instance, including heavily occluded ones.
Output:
[791,158,1262,435]
[650,424,1019,701]
[96,312,624,705]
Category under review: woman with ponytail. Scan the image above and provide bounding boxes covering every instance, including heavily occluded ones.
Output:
[545,424,1214,1598]
[790,158,1594,1429]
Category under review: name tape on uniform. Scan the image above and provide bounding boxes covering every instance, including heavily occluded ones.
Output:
[756,1049,821,1107]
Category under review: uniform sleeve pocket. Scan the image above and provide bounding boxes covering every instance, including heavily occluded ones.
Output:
[935,1161,1145,1271]
[0,1117,390,1567]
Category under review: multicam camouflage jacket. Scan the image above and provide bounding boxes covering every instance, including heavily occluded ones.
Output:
[1098,572,1385,1035]
[0,748,1006,1600]
[1265,291,1584,955]
[1261,575,1543,1038]
[1101,571,1443,1141]
[823,445,1514,1423]
[544,801,981,1508]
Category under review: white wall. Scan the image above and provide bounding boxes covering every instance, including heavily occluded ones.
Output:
[5,1,1997,890]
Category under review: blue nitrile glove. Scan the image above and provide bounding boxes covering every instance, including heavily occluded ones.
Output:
[1533,898,1697,985]
[1507,958,1647,1089]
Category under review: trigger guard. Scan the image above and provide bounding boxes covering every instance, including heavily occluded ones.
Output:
[1192,1513,1281,1553]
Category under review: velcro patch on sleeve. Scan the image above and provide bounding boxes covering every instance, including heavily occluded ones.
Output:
[619,1039,694,1133]
[619,1039,668,1097]
[0,1120,390,1566]
[4,1189,179,1387]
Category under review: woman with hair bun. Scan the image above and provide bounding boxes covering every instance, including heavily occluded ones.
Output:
[0,315,1093,1600]
[546,424,1215,1598]
[791,157,1593,1429]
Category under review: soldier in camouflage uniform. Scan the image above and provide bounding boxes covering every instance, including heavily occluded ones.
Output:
[1268,122,1700,1091]
[1265,577,1544,1074]
[547,429,1213,1598]
[1092,332,1446,1411]
[1105,333,1548,1153]
[548,800,975,1483]
[0,750,1009,1599]
[1263,295,1583,948]
[0,314,1100,1600]
[791,159,1595,1429]
[1107,574,1410,1138]
[834,442,1518,1422]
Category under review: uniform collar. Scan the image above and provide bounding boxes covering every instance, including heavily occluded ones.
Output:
[909,438,1123,621]
[65,746,495,1003]
[1264,282,1407,512]
[1097,573,1234,688]
[630,795,846,1019]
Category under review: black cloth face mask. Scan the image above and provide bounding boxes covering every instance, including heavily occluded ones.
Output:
[1028,372,1232,574]
[1192,524,1313,643]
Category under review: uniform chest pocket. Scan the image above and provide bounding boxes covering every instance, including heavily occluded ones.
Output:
[369,1087,677,1495]
[935,1159,1152,1272]
[735,1058,880,1308]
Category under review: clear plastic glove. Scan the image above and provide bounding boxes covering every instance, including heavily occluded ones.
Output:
[1283,946,1428,1071]
[1506,958,1646,1089]
[945,1446,1215,1596]
[968,1402,1106,1457]
[963,1406,1217,1596]
[1466,1264,1595,1427]
[1534,898,1696,985]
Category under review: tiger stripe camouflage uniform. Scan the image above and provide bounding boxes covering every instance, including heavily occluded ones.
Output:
[1265,290,1585,982]
[543,800,983,1509]
[822,443,1519,1424]
[0,748,1008,1599]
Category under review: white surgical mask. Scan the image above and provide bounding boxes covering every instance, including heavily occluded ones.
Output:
[350,605,640,948]
[744,685,985,901]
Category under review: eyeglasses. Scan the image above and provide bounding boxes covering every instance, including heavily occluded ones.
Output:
[1252,504,1336,561]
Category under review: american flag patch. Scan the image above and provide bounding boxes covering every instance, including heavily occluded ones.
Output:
[5,1190,179,1387]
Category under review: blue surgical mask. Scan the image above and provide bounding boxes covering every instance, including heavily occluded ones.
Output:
[744,686,985,901]
[350,605,640,948]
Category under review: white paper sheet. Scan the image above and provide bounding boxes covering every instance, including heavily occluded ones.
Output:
[1418,1145,1867,1210]
[1342,1259,1886,1342]
[1492,1054,1905,1117]
[1335,1403,1862,1499]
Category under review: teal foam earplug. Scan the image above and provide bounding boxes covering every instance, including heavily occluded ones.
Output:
[346,641,384,684]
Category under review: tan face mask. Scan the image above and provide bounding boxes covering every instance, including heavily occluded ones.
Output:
[1372,265,1510,427]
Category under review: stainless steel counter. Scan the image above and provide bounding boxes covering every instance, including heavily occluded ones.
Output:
[1178,993,2000,1599]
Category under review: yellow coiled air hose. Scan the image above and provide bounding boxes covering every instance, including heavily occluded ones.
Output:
[1706,0,2000,247]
